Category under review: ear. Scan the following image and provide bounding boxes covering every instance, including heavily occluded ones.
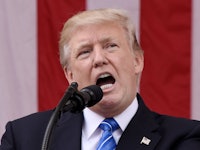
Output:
[63,66,74,84]
[134,51,144,74]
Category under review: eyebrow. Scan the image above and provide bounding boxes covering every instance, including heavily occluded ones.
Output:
[100,37,113,45]
[75,36,115,51]
[75,41,92,52]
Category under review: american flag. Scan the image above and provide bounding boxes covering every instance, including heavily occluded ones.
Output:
[0,0,200,138]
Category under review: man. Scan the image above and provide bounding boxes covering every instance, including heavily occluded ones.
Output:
[1,8,200,150]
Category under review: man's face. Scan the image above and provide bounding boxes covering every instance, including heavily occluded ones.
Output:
[64,22,143,117]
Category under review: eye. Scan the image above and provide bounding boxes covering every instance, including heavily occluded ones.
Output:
[77,49,91,59]
[108,43,117,48]
[104,43,118,50]
[110,43,118,48]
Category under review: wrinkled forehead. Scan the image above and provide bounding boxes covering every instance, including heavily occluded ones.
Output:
[62,10,129,43]
[63,22,132,55]
[68,22,129,48]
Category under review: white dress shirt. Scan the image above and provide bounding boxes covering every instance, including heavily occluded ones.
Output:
[82,97,139,150]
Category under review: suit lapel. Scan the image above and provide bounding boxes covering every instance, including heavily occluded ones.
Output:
[45,94,161,150]
[49,111,83,150]
[116,94,161,150]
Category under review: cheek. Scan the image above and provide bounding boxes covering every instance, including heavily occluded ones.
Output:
[118,55,135,73]
[117,58,137,84]
[70,60,92,79]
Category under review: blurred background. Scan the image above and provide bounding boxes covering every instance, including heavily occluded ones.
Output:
[0,0,200,138]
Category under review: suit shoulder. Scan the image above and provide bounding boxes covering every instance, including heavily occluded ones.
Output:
[152,111,200,133]
[5,110,55,137]
[11,110,54,125]
[0,110,55,149]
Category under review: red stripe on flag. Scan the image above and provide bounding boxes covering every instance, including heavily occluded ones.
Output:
[140,0,191,118]
[37,0,86,111]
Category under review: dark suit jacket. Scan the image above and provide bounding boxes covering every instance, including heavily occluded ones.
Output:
[1,94,200,150]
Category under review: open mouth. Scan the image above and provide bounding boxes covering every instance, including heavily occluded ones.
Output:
[96,73,115,90]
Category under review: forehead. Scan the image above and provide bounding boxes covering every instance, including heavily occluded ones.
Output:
[69,22,127,47]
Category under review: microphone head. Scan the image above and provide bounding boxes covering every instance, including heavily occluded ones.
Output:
[81,85,103,107]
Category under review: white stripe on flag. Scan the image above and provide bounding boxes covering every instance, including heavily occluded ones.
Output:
[191,0,200,120]
[86,0,141,39]
[0,0,37,137]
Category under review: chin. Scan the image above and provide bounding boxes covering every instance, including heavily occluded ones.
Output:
[98,98,119,108]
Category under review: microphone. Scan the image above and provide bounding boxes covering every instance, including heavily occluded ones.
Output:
[65,84,103,113]
[80,84,103,107]
[41,83,103,150]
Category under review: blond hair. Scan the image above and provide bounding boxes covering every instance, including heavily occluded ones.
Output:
[59,8,143,68]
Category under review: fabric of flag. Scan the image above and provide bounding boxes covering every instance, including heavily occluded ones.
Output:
[0,0,200,138]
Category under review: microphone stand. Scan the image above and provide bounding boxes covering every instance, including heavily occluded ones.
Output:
[41,82,79,150]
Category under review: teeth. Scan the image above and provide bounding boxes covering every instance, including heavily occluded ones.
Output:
[100,84,113,90]
[98,73,111,79]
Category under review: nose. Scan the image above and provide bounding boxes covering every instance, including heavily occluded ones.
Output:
[93,48,108,68]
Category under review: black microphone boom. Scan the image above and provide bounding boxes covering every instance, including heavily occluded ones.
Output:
[41,82,103,150]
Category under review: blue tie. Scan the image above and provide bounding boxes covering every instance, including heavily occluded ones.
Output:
[96,118,119,150]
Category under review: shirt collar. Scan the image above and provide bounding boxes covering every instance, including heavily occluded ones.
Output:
[114,97,138,131]
[82,108,104,140]
[82,96,139,139]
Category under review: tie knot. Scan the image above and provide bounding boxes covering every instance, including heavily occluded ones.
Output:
[99,118,119,132]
